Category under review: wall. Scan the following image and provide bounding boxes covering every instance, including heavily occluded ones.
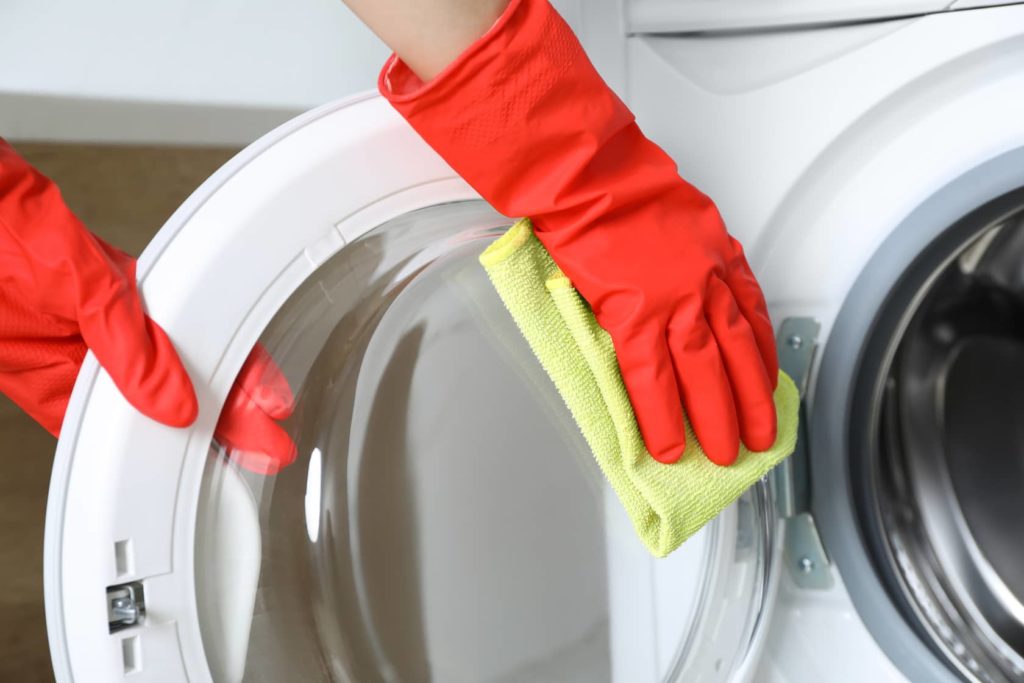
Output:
[0,0,583,146]
[0,0,389,144]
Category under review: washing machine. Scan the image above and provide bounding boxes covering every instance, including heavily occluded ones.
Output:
[41,1,1024,681]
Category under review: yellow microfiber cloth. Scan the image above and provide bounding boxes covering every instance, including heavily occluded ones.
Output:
[479,218,800,557]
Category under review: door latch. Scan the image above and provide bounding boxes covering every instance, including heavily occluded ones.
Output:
[107,582,145,632]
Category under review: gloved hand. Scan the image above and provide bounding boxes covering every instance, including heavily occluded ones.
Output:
[0,139,296,474]
[379,0,778,465]
[218,345,298,475]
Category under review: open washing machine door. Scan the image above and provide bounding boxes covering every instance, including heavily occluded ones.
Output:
[43,95,784,683]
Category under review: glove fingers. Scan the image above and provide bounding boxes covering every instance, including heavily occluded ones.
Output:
[667,310,740,466]
[80,303,198,429]
[1,146,197,430]
[705,277,778,452]
[215,348,298,476]
[234,344,295,421]
[76,251,198,428]
[216,388,298,476]
[613,325,688,463]
[725,237,779,388]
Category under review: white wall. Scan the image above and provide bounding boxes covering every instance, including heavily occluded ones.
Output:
[0,0,390,144]
[0,0,584,146]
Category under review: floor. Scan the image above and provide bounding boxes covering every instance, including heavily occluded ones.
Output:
[0,142,238,682]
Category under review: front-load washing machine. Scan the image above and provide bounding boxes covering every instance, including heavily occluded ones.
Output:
[41,1,1024,682]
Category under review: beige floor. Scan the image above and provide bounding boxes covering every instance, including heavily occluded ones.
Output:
[0,142,238,682]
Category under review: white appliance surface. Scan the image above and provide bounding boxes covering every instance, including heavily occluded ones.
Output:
[623,3,1024,682]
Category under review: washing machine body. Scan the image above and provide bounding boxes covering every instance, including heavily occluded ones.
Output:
[605,1,1024,681]
[44,1,1024,682]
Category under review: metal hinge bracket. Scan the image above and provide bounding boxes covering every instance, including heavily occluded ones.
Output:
[772,317,834,589]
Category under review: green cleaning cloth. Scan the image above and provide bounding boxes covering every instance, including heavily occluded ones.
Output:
[479,218,800,557]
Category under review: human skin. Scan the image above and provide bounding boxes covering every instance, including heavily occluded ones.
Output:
[341,0,510,80]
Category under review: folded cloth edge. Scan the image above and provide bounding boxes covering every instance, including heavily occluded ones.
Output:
[479,218,799,556]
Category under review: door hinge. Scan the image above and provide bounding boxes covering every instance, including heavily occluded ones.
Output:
[771,317,833,589]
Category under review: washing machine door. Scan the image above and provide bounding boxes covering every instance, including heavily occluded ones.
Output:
[43,95,781,683]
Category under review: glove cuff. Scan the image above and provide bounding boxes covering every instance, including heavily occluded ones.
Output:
[379,0,525,103]
[377,0,664,227]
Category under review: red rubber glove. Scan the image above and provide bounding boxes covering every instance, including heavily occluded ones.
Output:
[379,0,779,465]
[218,345,298,475]
[0,139,296,474]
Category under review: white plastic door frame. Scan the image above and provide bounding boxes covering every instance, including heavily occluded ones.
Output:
[43,93,479,682]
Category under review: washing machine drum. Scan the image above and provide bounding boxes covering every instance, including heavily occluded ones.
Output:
[43,96,778,683]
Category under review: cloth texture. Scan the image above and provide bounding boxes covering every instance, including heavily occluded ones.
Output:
[480,219,799,556]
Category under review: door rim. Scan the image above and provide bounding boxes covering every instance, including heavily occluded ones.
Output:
[44,92,477,682]
[43,92,784,682]
[810,148,1024,683]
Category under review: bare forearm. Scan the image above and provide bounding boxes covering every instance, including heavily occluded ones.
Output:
[342,0,509,81]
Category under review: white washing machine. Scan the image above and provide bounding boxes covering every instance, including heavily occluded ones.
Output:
[42,1,1024,681]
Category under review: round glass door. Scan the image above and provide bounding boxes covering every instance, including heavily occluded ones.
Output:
[194,201,776,682]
